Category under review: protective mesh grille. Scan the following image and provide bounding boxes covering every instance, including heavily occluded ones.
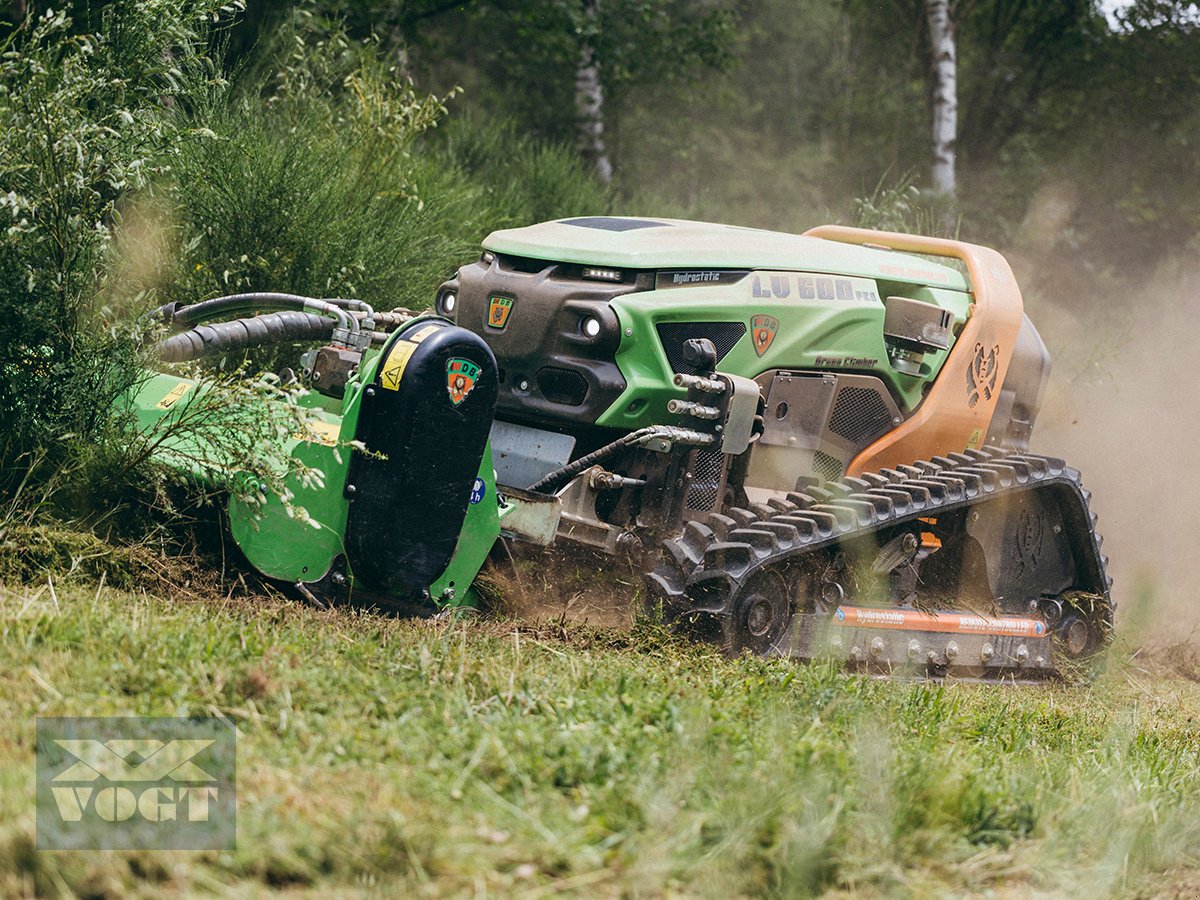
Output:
[536,367,589,406]
[813,451,844,483]
[828,386,894,443]
[655,322,747,375]
[685,449,726,511]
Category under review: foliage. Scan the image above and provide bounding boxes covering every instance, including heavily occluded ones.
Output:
[1046,2,1200,266]
[851,169,958,237]
[0,3,612,525]
[123,371,337,527]
[355,0,738,152]
[0,2,242,506]
[162,19,455,310]
[163,16,611,313]
[437,114,614,225]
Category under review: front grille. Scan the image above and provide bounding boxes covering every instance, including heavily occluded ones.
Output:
[655,322,747,375]
[685,449,726,511]
[536,366,589,406]
[828,386,894,443]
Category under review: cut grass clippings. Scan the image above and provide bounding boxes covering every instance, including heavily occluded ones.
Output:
[3,567,1200,897]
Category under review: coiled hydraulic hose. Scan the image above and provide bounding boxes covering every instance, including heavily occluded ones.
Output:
[155,310,337,363]
[155,292,363,337]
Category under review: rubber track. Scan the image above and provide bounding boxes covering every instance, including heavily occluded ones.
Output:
[646,449,1113,636]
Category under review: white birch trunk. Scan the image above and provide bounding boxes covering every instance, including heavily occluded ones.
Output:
[925,0,957,197]
[575,0,613,184]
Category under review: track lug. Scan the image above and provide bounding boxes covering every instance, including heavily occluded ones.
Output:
[679,521,714,562]
[868,487,913,514]
[727,507,758,527]
[759,520,800,541]
[811,504,857,530]
[702,542,755,577]
[785,492,817,509]
[662,541,697,575]
[956,466,999,489]
[705,513,737,541]
[645,571,685,599]
[849,492,894,517]
[727,528,779,554]
[773,515,817,539]
[828,498,877,526]
[894,483,932,505]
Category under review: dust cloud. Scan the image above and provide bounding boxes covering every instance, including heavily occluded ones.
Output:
[1012,195,1200,646]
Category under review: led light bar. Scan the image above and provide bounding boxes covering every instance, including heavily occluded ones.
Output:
[581,266,623,282]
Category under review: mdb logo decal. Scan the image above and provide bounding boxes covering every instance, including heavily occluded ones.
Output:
[36,717,236,850]
[487,295,514,330]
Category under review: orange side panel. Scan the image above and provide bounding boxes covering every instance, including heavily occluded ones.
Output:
[804,225,1025,475]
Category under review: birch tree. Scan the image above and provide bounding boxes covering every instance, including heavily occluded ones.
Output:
[575,0,613,183]
[925,0,957,197]
[368,0,733,183]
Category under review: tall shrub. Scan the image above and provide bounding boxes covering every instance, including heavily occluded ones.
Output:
[0,2,241,504]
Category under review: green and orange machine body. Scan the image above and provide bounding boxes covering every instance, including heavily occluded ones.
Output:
[129,219,1110,678]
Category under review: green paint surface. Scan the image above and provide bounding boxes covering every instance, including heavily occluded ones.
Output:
[483,217,969,291]
[127,343,502,604]
[597,274,971,430]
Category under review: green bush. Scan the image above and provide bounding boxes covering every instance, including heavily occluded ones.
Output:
[163,24,612,314]
[0,2,240,509]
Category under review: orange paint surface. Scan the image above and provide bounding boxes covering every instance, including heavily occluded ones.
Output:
[804,226,1026,475]
[833,605,1047,638]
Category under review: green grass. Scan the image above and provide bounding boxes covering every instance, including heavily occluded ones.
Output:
[3,570,1200,898]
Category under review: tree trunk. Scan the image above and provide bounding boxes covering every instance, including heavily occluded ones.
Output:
[925,0,957,197]
[575,0,613,184]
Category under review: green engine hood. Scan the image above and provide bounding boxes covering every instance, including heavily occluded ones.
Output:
[482,216,969,291]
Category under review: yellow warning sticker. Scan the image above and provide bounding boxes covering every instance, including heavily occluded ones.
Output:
[380,341,417,391]
[296,420,340,447]
[407,324,440,344]
[155,382,191,410]
[965,427,983,450]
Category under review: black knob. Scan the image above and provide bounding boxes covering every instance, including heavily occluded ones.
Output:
[681,338,718,373]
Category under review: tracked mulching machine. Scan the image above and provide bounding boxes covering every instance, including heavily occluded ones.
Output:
[134,220,1112,681]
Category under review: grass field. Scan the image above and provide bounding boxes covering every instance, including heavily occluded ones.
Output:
[3,552,1200,898]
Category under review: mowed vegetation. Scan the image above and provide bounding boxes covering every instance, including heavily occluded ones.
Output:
[3,568,1200,897]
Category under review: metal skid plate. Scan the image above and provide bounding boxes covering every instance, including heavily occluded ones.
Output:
[490,419,576,490]
[498,486,562,546]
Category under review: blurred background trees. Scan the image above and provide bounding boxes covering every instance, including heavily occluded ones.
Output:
[4,0,1197,271]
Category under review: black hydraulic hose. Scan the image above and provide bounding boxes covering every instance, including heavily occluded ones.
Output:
[155,311,335,363]
[529,426,684,495]
[155,292,360,336]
